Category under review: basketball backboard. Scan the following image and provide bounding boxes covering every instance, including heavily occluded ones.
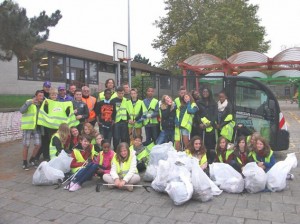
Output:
[113,42,128,63]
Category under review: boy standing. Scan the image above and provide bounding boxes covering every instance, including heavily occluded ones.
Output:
[20,90,44,170]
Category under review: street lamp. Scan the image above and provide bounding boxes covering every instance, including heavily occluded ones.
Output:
[127,0,132,88]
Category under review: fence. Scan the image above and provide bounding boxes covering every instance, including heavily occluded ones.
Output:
[0,112,22,143]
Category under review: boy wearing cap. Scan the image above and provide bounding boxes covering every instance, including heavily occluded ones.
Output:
[42,81,51,99]
[58,85,73,102]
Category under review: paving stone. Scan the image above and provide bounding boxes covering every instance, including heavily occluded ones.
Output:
[62,202,89,213]
[238,193,261,201]
[258,210,284,222]
[0,180,18,188]
[244,219,271,224]
[234,199,248,209]
[0,187,10,195]
[66,194,94,204]
[216,215,244,224]
[101,209,130,222]
[123,213,152,224]
[206,197,226,206]
[123,193,150,203]
[208,205,234,216]
[291,190,300,197]
[80,217,107,224]
[36,208,65,221]
[0,197,14,208]
[123,202,150,214]
[190,213,219,223]
[167,209,195,222]
[283,196,300,205]
[87,195,111,206]
[233,207,258,219]
[296,205,300,213]
[104,199,129,209]
[54,212,86,224]
[105,221,123,224]
[223,198,237,208]
[143,196,169,206]
[184,200,211,213]
[19,204,48,217]
[148,217,177,224]
[29,196,54,206]
[80,205,108,218]
[271,202,296,213]
[247,200,271,211]
[284,213,300,224]
[9,215,40,224]
[145,205,172,218]
[260,193,283,203]
[4,200,28,212]
[0,209,22,223]
[44,199,71,210]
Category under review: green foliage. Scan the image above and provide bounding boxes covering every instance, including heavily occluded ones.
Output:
[132,74,155,99]
[0,0,62,61]
[153,0,270,72]
[0,95,32,109]
[133,53,152,66]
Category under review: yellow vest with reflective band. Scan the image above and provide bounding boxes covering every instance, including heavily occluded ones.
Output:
[112,150,137,178]
[91,145,100,160]
[185,149,207,166]
[143,98,159,125]
[220,114,235,142]
[98,91,117,101]
[115,98,128,122]
[251,150,273,163]
[130,142,155,164]
[217,149,234,163]
[38,99,79,129]
[71,149,86,173]
[21,100,37,130]
[126,99,143,128]
[49,133,63,159]
[175,97,181,108]
[201,117,213,132]
[174,102,196,141]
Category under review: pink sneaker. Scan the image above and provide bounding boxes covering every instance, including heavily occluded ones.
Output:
[69,183,81,192]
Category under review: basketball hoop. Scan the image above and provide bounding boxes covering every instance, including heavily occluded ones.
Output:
[119,58,131,63]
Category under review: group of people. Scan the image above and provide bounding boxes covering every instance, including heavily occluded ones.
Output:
[20,78,276,192]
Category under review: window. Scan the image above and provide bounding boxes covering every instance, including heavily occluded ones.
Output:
[18,58,33,80]
[160,76,171,89]
[51,55,64,82]
[34,53,49,81]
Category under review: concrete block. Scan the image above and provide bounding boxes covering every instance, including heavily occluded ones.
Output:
[184,200,211,213]
[122,213,151,224]
[145,205,172,218]
[123,202,150,214]
[216,215,244,224]
[271,202,296,213]
[104,199,129,209]
[167,210,195,222]
[233,207,258,219]
[36,208,65,221]
[9,215,40,224]
[148,217,176,224]
[4,201,28,212]
[191,213,219,223]
[244,219,271,224]
[44,199,71,210]
[80,205,108,218]
[19,205,47,217]
[247,200,271,211]
[208,205,234,216]
[284,213,300,224]
[55,212,85,224]
[258,210,284,222]
[101,209,130,222]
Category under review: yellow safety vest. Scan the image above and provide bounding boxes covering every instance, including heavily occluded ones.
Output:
[126,99,143,128]
[143,98,159,125]
[115,98,128,122]
[217,149,234,163]
[112,150,137,178]
[130,142,155,164]
[21,100,37,130]
[201,117,213,132]
[174,97,181,108]
[49,133,63,160]
[220,114,235,142]
[185,149,208,166]
[251,150,273,163]
[38,99,79,129]
[71,149,86,173]
[98,91,117,101]
[174,102,196,141]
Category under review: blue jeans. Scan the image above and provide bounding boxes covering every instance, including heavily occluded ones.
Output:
[144,125,159,146]
[156,129,174,144]
[73,162,99,185]
[113,122,129,150]
[100,125,112,143]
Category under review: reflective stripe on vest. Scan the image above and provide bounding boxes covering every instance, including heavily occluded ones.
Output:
[220,114,235,142]
[126,99,143,128]
[185,149,208,166]
[143,98,159,125]
[37,99,79,129]
[82,96,96,122]
[136,142,155,163]
[49,133,63,160]
[21,101,37,130]
[201,117,213,132]
[176,102,196,132]
[217,149,234,163]
[71,149,86,173]
[115,98,128,122]
[112,150,137,178]
[98,91,117,101]
[251,150,273,163]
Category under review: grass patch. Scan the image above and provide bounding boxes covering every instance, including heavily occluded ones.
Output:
[0,95,32,109]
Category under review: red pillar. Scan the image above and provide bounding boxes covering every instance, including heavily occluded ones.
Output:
[183,69,187,88]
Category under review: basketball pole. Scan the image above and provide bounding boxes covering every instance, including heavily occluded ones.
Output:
[127,0,132,88]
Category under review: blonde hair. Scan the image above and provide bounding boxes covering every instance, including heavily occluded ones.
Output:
[49,87,58,95]
[58,123,70,145]
[160,95,174,110]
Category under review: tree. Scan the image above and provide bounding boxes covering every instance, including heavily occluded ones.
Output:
[152,0,270,72]
[0,0,62,61]
[132,74,154,99]
[133,53,152,66]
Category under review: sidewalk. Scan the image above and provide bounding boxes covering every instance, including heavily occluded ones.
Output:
[0,102,299,224]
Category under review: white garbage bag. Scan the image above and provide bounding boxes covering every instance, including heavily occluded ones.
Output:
[144,142,175,181]
[210,163,244,193]
[267,153,298,192]
[191,158,213,202]
[32,161,64,185]
[242,162,267,193]
[48,150,73,173]
[151,160,171,192]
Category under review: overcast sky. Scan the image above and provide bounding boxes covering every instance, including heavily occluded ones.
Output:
[13,0,300,65]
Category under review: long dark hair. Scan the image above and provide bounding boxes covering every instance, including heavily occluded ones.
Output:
[201,87,214,103]
[187,135,206,156]
[235,136,248,153]
[215,136,228,154]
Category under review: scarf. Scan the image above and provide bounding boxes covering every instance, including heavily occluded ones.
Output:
[218,99,228,112]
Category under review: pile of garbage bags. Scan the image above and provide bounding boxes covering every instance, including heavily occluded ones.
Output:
[146,144,298,205]
[32,151,73,185]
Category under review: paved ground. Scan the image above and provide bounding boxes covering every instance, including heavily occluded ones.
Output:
[0,101,299,224]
